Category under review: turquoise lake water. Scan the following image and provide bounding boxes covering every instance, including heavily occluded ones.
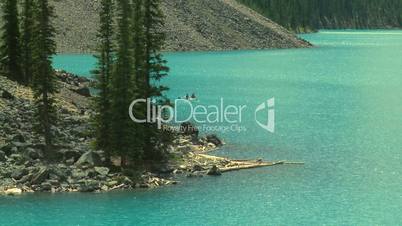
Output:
[1,30,402,225]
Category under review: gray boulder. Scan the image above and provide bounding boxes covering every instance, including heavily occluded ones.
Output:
[1,90,14,99]
[0,151,5,162]
[71,168,88,179]
[27,148,42,160]
[192,164,205,172]
[186,172,204,178]
[207,165,222,176]
[206,134,223,147]
[48,179,60,186]
[40,182,52,191]
[78,179,100,192]
[11,167,28,180]
[9,154,25,164]
[107,180,119,187]
[12,133,25,143]
[1,144,14,156]
[31,167,49,184]
[94,167,110,176]
[74,87,91,97]
[61,149,81,162]
[51,165,70,181]
[75,151,102,167]
[18,174,33,184]
[65,158,75,165]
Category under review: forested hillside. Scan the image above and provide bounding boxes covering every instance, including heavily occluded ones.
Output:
[237,0,402,32]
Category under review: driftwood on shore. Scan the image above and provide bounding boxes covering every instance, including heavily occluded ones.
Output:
[194,154,304,174]
[220,162,278,173]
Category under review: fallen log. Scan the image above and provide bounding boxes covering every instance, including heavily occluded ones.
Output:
[283,161,305,165]
[220,161,283,173]
[194,154,304,174]
[196,154,227,160]
[109,184,125,191]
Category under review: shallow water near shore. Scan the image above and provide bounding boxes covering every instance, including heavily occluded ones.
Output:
[2,30,402,225]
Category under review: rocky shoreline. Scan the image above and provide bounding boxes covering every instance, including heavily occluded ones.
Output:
[0,133,222,195]
[1,72,301,195]
[0,73,216,194]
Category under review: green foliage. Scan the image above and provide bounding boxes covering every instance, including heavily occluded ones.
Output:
[92,0,114,158]
[132,0,145,88]
[141,0,172,160]
[109,0,143,165]
[0,0,23,83]
[237,0,402,32]
[21,0,35,84]
[92,0,172,166]
[31,0,58,149]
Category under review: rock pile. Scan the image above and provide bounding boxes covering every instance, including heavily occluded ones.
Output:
[56,70,93,97]
[51,0,311,53]
[0,75,178,194]
[0,75,226,195]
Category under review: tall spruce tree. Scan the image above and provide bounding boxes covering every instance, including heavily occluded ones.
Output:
[110,0,142,165]
[142,0,171,160]
[0,0,23,83]
[92,0,114,158]
[132,0,145,87]
[130,0,146,156]
[94,0,171,165]
[32,0,58,150]
[21,0,35,84]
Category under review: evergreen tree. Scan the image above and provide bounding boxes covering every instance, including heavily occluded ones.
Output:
[130,0,146,156]
[92,0,114,159]
[21,0,35,84]
[0,0,23,83]
[31,0,58,151]
[94,0,172,165]
[132,0,145,87]
[109,0,142,166]
[142,0,171,160]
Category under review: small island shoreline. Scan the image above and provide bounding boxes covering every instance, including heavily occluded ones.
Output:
[0,72,303,196]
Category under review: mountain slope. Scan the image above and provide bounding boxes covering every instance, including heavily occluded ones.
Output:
[52,0,310,53]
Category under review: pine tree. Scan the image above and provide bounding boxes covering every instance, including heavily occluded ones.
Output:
[130,0,146,155]
[94,0,172,165]
[142,0,171,160]
[110,0,142,166]
[92,0,114,158]
[0,0,23,83]
[31,0,58,151]
[132,0,145,87]
[21,0,35,84]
